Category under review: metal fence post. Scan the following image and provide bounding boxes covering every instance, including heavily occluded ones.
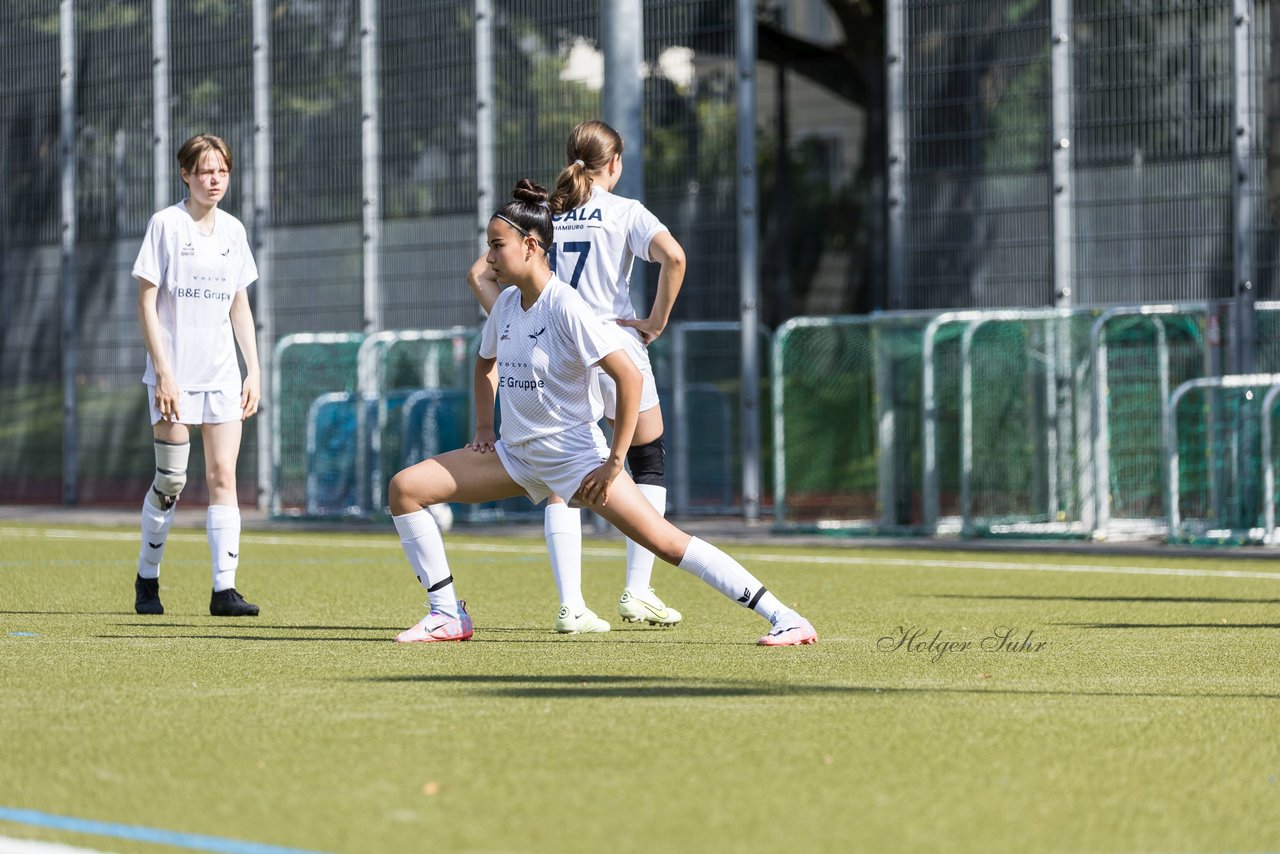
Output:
[602,0,647,430]
[1051,0,1076,540]
[475,0,493,258]
[1050,0,1073,311]
[1232,0,1257,376]
[152,0,170,211]
[360,0,382,336]
[1232,0,1259,527]
[885,0,906,311]
[59,0,77,506]
[253,0,275,511]
[736,0,760,522]
[885,0,905,310]
[358,0,382,513]
[603,0,644,206]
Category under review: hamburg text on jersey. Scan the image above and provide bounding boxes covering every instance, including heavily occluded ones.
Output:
[548,186,668,326]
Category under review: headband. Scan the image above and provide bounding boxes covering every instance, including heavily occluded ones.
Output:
[492,213,550,251]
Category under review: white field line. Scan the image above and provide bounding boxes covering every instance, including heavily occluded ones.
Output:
[5,526,1280,581]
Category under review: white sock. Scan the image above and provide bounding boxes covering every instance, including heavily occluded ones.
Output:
[207,505,241,592]
[394,509,459,619]
[545,503,585,610]
[624,484,666,592]
[137,490,176,579]
[677,536,785,622]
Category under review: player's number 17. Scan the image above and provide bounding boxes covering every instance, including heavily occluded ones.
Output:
[548,242,591,289]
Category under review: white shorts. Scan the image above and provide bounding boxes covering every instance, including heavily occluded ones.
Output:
[495,422,612,505]
[593,327,661,420]
[148,385,241,426]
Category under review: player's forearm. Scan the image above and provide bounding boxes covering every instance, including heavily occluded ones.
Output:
[230,299,260,375]
[137,283,174,379]
[140,316,172,377]
[609,400,637,466]
[467,253,500,314]
[648,268,684,328]
[473,357,498,431]
[646,235,685,327]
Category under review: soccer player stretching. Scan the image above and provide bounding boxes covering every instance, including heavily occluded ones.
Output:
[467,120,687,634]
[131,134,260,617]
[392,180,816,647]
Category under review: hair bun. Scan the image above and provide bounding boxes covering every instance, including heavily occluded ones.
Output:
[512,178,549,206]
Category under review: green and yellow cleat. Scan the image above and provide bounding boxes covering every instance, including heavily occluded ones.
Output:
[618,587,682,627]
[555,605,611,634]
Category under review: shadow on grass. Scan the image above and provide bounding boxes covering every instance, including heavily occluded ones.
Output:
[110,623,598,634]
[928,595,1280,605]
[93,631,742,646]
[357,673,1280,701]
[96,634,389,643]
[457,636,743,646]
[1,610,133,616]
[1060,622,1280,629]
[113,622,402,631]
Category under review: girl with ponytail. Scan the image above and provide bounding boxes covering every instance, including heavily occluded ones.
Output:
[390,180,816,648]
[465,120,691,635]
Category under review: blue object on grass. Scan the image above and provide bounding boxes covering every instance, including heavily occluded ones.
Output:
[0,806,330,854]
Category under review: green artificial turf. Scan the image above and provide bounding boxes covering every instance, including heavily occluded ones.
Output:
[1,521,1278,853]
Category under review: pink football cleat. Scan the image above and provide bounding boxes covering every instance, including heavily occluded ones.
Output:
[395,600,474,643]
[758,612,817,647]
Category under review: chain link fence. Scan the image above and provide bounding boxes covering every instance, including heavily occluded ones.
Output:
[7,1,1280,539]
[0,0,739,508]
[889,0,1277,309]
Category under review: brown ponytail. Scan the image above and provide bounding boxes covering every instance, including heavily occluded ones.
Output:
[548,120,624,214]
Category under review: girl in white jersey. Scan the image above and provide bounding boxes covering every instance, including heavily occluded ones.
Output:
[467,120,685,634]
[131,134,261,618]
[391,180,816,647]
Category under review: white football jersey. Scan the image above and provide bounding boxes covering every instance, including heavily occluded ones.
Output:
[478,276,625,445]
[549,185,668,325]
[132,201,258,391]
